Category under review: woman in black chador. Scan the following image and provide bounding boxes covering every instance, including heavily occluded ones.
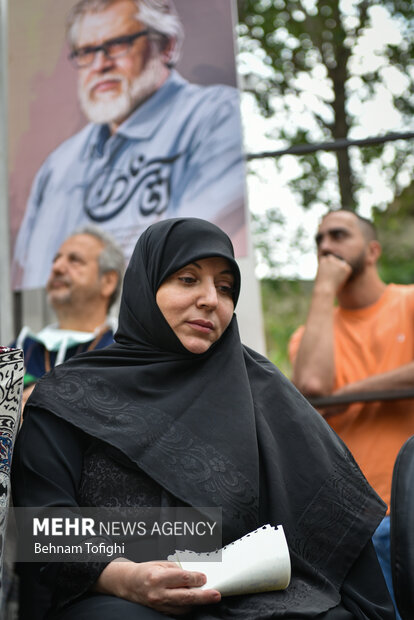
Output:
[13,218,394,618]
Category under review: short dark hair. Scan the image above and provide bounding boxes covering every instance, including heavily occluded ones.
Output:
[323,209,377,242]
[72,226,125,311]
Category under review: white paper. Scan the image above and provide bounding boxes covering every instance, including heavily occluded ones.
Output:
[168,524,291,596]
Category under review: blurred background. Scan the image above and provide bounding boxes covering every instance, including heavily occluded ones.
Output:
[236,0,414,375]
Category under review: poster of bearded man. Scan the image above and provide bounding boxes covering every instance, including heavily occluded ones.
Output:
[10,0,248,291]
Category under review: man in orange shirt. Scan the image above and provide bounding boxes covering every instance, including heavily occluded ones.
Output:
[289,209,414,617]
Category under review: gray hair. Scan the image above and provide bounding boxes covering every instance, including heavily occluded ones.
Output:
[72,225,125,311]
[67,0,184,66]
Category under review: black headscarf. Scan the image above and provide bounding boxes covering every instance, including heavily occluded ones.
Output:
[29,218,386,616]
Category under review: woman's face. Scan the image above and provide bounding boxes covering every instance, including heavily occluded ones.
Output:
[156,256,235,354]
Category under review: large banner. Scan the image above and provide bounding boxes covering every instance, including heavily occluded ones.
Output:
[9,0,247,290]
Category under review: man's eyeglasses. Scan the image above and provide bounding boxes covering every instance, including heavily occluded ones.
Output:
[69,30,149,68]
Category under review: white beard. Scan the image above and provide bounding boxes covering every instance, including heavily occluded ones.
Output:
[78,55,166,126]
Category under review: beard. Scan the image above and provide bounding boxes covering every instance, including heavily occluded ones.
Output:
[78,54,165,126]
[347,249,367,281]
[47,285,73,309]
[46,273,75,307]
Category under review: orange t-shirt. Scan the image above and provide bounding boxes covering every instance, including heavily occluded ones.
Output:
[289,284,414,510]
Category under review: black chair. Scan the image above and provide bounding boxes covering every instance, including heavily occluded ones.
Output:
[390,434,414,619]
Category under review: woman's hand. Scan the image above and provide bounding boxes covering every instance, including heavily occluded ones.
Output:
[95,559,221,614]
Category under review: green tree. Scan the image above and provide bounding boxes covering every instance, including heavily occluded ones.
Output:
[374,179,414,284]
[237,0,414,273]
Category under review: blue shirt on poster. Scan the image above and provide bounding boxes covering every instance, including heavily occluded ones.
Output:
[12,71,247,290]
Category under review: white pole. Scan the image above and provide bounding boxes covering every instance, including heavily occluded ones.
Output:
[0,0,13,344]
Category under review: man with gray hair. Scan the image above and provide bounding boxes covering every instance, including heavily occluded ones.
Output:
[12,0,246,289]
[10,226,124,620]
[14,226,125,408]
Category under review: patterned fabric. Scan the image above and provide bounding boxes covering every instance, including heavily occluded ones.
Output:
[0,347,24,593]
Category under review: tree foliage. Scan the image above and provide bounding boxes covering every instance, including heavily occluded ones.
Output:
[260,278,312,375]
[374,179,414,283]
[237,0,414,274]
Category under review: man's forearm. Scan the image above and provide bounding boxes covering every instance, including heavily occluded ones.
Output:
[292,283,337,396]
[334,361,414,396]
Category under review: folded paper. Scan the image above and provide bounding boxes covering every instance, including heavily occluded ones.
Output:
[168,524,291,596]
